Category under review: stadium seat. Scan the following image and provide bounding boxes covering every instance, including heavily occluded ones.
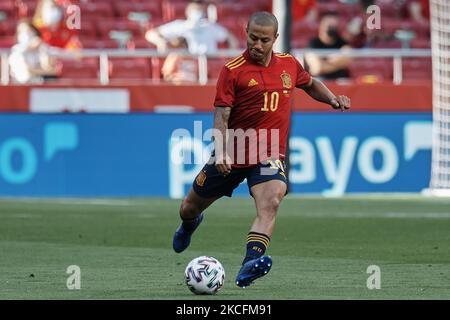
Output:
[0,20,16,37]
[96,19,143,39]
[410,38,431,49]
[402,58,432,80]
[382,19,430,39]
[79,19,97,38]
[291,36,311,49]
[0,36,15,48]
[291,21,319,41]
[374,0,400,18]
[80,38,119,49]
[79,2,114,19]
[349,58,393,82]
[219,18,247,47]
[316,1,359,19]
[215,3,254,22]
[162,1,188,22]
[114,2,162,19]
[207,58,228,81]
[0,0,16,20]
[109,57,152,79]
[370,39,403,48]
[59,58,99,79]
[16,0,37,18]
[128,37,157,49]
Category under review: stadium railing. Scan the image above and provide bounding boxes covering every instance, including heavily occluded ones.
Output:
[0,48,431,86]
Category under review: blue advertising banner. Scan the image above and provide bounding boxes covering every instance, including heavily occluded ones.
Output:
[0,113,432,197]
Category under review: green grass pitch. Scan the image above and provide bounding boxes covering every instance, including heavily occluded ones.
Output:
[0,195,449,299]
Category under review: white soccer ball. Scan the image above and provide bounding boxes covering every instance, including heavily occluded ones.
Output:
[185,256,225,295]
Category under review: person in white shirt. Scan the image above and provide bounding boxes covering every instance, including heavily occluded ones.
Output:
[145,2,239,54]
[9,20,60,84]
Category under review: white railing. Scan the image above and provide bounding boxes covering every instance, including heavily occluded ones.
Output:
[0,48,432,86]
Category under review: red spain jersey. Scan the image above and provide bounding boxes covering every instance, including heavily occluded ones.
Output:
[214,49,312,168]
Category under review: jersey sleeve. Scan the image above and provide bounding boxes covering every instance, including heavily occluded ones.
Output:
[214,66,236,108]
[294,57,312,88]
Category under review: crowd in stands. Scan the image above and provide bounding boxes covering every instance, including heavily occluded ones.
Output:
[0,0,431,84]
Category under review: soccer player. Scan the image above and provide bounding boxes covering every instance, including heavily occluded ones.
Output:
[173,11,351,288]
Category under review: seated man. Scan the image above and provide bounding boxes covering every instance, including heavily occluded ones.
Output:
[304,12,351,80]
[162,37,198,84]
[145,2,239,54]
[9,20,61,84]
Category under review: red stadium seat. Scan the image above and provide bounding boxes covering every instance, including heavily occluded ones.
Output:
[59,58,99,79]
[382,19,430,38]
[16,0,37,18]
[0,36,15,48]
[109,57,152,79]
[0,20,16,37]
[79,2,114,19]
[128,37,157,49]
[0,0,16,19]
[80,38,119,49]
[114,2,162,19]
[79,19,97,38]
[370,39,403,48]
[96,19,143,39]
[163,1,188,22]
[291,21,319,41]
[207,58,228,80]
[349,58,393,82]
[316,1,359,19]
[410,38,431,48]
[374,0,400,18]
[402,58,432,80]
[215,3,254,22]
[291,36,311,49]
[219,18,247,47]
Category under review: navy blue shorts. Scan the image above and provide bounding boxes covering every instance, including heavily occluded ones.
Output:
[192,159,288,198]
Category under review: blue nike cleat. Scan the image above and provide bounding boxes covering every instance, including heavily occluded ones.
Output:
[172,214,203,253]
[235,256,272,288]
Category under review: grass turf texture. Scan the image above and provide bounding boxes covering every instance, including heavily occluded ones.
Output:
[0,195,449,299]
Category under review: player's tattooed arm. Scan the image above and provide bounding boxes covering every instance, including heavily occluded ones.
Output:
[301,78,351,112]
[213,106,232,176]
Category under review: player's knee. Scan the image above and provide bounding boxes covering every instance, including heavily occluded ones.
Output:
[180,198,202,219]
[260,196,281,216]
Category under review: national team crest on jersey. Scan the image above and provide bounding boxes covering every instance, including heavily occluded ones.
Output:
[280,72,292,89]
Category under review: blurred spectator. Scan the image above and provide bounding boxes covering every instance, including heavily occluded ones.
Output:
[408,0,430,25]
[33,0,81,50]
[145,2,239,54]
[343,0,374,48]
[162,37,198,84]
[304,12,351,80]
[269,0,317,23]
[9,20,61,84]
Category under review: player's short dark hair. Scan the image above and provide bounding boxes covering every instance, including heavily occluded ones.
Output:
[247,11,278,35]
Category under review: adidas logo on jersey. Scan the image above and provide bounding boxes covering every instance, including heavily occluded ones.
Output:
[248,78,259,87]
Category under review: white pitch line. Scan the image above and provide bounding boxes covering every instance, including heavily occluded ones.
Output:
[288,211,450,219]
[0,198,134,206]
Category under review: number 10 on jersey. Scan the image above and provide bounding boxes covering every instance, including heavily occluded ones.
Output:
[261,91,280,112]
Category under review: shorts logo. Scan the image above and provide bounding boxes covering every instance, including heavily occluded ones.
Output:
[280,71,292,89]
[195,171,207,186]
